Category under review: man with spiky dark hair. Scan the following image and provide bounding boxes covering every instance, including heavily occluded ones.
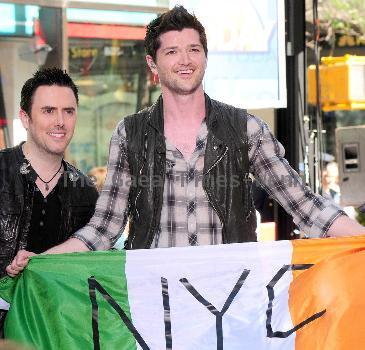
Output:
[0,68,98,334]
[8,6,365,271]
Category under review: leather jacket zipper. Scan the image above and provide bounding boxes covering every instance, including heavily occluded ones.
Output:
[204,146,228,242]
[205,146,228,174]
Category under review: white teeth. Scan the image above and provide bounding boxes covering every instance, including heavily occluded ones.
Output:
[178,69,193,74]
[48,133,65,138]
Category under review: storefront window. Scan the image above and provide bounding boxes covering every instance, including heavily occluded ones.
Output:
[68,33,160,172]
[0,3,42,147]
[0,1,164,161]
[0,3,38,36]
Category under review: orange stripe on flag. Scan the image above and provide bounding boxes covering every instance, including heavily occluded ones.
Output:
[289,235,365,349]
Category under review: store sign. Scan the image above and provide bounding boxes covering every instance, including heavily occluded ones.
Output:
[69,45,140,61]
[70,47,98,59]
[104,46,123,56]
[170,0,286,109]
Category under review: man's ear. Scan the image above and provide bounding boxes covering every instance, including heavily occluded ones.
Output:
[19,109,30,131]
[146,55,158,75]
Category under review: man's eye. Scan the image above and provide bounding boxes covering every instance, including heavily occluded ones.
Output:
[65,110,74,116]
[44,108,53,114]
[166,50,176,55]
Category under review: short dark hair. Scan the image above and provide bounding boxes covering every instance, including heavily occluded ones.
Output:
[145,5,208,61]
[20,67,79,116]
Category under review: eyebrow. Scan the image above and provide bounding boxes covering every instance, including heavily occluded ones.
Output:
[40,106,76,111]
[162,46,178,52]
[162,44,203,51]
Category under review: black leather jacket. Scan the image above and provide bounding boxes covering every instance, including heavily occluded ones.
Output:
[124,95,256,249]
[0,144,98,336]
[0,144,98,277]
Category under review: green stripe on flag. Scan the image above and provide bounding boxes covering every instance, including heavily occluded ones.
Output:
[1,251,137,350]
[0,275,17,304]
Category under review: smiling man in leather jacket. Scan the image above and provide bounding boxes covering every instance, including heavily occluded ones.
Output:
[7,6,365,275]
[0,68,98,335]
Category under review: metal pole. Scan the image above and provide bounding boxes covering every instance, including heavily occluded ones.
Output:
[276,0,306,240]
[312,0,324,194]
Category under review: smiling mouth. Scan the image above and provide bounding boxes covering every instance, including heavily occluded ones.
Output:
[48,132,66,139]
[177,69,194,75]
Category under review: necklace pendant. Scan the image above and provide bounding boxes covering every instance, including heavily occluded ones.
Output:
[45,183,49,191]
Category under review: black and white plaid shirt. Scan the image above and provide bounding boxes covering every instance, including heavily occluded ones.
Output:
[74,114,344,250]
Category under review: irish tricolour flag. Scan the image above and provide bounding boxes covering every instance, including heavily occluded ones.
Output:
[2,235,365,349]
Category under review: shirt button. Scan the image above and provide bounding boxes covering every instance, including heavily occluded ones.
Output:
[41,209,46,215]
[39,221,44,227]
[188,169,195,181]
[44,198,47,203]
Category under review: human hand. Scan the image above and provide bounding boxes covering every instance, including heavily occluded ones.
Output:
[6,250,36,277]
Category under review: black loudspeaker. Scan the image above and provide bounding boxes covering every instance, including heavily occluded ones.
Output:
[336,126,365,206]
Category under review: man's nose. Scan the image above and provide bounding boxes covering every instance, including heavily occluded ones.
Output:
[179,50,191,65]
[55,111,65,127]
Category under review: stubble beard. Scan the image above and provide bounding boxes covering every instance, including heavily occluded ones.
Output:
[30,133,69,158]
[161,70,205,96]
[39,141,67,157]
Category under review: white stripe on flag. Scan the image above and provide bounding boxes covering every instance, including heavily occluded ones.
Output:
[125,241,295,350]
[0,297,9,310]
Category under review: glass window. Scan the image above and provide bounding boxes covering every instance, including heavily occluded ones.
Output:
[68,36,160,172]
[0,3,39,36]
[0,3,46,148]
